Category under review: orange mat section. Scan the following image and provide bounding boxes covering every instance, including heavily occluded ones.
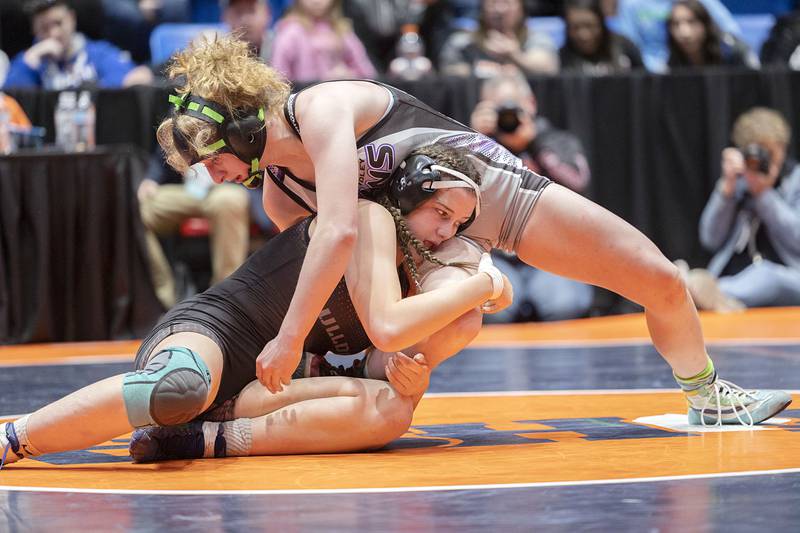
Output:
[1,392,798,491]
[472,307,800,345]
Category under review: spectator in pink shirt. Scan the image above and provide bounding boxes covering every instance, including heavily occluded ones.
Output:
[270,0,376,82]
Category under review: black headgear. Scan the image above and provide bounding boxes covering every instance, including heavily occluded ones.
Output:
[168,93,267,189]
[389,153,481,232]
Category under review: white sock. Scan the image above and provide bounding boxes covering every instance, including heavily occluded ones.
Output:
[1,416,42,465]
[221,419,252,457]
[201,419,252,458]
[0,422,20,466]
[14,415,43,456]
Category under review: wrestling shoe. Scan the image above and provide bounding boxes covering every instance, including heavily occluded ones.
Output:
[129,421,207,463]
[0,422,23,469]
[686,379,792,426]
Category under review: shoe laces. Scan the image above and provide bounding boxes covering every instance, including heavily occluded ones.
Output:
[698,379,758,426]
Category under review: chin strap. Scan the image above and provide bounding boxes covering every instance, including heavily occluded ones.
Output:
[242,159,264,189]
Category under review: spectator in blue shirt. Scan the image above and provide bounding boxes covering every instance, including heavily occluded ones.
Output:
[3,0,153,90]
[615,0,741,72]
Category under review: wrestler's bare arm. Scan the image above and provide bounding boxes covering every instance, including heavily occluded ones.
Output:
[344,201,500,353]
[255,92,361,393]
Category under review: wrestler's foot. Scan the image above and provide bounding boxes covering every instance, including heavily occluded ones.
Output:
[129,422,206,463]
[0,422,24,469]
[686,379,792,426]
[293,353,366,379]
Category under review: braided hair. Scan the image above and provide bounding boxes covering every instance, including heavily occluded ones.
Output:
[382,143,481,291]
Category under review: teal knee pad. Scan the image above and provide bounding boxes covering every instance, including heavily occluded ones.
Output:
[122,347,212,428]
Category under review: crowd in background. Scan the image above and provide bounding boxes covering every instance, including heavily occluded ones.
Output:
[4,0,800,90]
[1,0,799,322]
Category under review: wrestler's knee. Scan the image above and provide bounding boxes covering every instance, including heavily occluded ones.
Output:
[638,256,688,311]
[367,389,414,448]
[123,347,212,427]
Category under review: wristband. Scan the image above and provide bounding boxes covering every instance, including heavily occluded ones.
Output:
[478,253,504,300]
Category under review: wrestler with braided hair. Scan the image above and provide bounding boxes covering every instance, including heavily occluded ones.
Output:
[1,144,508,465]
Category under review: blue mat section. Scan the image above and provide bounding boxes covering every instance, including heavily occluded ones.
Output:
[3,473,800,532]
[3,343,800,415]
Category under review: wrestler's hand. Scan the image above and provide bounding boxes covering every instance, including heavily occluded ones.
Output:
[478,253,513,314]
[255,335,302,393]
[481,271,513,314]
[386,352,430,398]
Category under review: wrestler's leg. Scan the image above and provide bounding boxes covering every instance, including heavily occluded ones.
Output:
[131,377,415,461]
[516,183,707,377]
[247,378,413,454]
[512,184,791,425]
[1,332,223,463]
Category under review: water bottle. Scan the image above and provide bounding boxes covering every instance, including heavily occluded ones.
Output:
[388,24,433,81]
[74,90,96,152]
[55,91,78,151]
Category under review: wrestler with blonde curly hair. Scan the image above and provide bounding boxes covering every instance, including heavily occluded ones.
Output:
[156,35,789,428]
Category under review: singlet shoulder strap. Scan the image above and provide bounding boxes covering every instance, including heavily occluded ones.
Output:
[283,94,302,140]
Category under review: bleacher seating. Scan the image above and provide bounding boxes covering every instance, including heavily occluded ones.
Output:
[149,23,227,66]
[723,0,793,15]
[736,14,776,55]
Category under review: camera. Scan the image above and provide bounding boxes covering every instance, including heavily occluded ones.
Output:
[495,102,522,134]
[741,143,770,174]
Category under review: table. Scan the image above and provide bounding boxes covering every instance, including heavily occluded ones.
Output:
[0,145,164,343]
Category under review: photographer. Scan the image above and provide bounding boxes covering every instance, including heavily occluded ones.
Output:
[470,69,591,193]
[696,107,800,308]
[469,69,594,322]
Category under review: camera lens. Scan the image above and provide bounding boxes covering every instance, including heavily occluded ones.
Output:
[496,103,521,133]
[740,143,770,174]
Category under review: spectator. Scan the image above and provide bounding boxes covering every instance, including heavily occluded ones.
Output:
[560,0,644,75]
[439,0,559,78]
[138,150,251,309]
[221,0,272,60]
[0,50,32,130]
[101,0,191,64]
[270,0,376,82]
[0,49,34,153]
[667,0,758,70]
[343,0,453,73]
[691,107,800,310]
[760,8,800,70]
[4,0,153,90]
[343,0,413,73]
[469,69,594,321]
[615,0,741,72]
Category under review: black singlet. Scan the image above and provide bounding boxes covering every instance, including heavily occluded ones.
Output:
[136,217,374,405]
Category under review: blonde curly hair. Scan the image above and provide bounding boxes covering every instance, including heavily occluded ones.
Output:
[731,107,791,149]
[156,33,291,173]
